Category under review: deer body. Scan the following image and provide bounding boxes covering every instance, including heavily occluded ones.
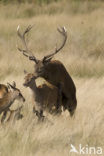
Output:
[30,82,59,112]
[24,74,61,119]
[34,60,77,116]
[0,82,25,123]
[0,91,19,113]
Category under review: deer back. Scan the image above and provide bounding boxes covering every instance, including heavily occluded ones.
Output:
[37,82,58,109]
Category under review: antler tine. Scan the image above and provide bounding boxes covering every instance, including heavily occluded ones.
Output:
[23,25,33,37]
[57,26,67,36]
[43,26,67,61]
[17,25,32,51]
[17,47,30,58]
[17,25,39,64]
[12,81,16,88]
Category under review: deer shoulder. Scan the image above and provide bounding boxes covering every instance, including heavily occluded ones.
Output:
[0,84,8,99]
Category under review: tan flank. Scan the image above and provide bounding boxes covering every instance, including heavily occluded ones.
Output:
[17,25,77,116]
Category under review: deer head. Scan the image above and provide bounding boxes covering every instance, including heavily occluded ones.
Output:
[17,25,67,77]
[23,73,36,87]
[7,82,25,102]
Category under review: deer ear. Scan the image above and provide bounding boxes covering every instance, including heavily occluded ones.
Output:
[7,83,15,90]
[43,57,53,64]
[12,81,16,88]
[7,83,11,91]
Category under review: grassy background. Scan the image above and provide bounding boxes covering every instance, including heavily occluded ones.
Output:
[0,0,104,155]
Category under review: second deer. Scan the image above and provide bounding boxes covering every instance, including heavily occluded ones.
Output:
[23,73,62,120]
[0,82,25,123]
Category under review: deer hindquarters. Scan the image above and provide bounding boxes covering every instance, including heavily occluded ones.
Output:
[56,83,63,113]
[67,97,77,117]
[62,95,77,117]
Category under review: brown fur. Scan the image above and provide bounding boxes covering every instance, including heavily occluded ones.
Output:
[34,59,77,116]
[0,84,8,99]
[0,83,25,123]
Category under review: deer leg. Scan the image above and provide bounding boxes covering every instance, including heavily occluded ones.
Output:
[1,110,8,123]
[6,110,14,122]
[33,102,44,121]
[64,97,77,117]
[62,93,68,111]
[7,106,23,122]
[69,97,77,117]
[14,106,23,120]
[56,83,62,114]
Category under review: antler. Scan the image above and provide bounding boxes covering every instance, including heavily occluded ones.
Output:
[17,25,39,64]
[43,26,67,61]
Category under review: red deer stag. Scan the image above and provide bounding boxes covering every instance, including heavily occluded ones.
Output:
[17,25,77,116]
[23,73,62,120]
[0,82,25,123]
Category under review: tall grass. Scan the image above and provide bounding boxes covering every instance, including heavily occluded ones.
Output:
[0,0,104,18]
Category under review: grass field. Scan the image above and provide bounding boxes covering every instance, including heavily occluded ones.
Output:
[0,1,104,155]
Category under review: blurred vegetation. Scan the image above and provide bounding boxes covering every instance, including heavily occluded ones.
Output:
[0,0,104,6]
[0,0,104,18]
[0,0,60,4]
[0,0,104,3]
[0,0,103,4]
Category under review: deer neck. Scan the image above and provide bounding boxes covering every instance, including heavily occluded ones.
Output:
[8,91,17,104]
[29,81,40,101]
[29,80,38,93]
